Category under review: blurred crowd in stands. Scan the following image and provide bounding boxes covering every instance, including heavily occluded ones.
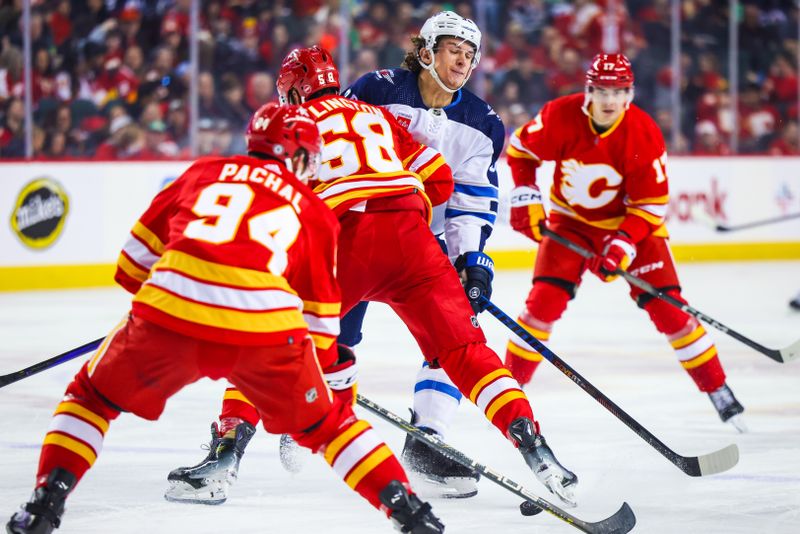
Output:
[1,0,798,159]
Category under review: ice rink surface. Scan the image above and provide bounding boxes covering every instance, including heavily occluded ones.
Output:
[1,261,799,533]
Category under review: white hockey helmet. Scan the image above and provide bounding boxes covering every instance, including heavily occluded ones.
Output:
[420,11,482,68]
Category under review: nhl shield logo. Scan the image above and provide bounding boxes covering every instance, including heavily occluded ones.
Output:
[305,387,318,403]
[470,316,479,328]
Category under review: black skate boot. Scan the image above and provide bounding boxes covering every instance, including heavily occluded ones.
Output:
[6,468,76,534]
[164,420,256,505]
[708,383,747,433]
[790,294,800,311]
[508,417,578,508]
[401,413,479,499]
[379,480,444,533]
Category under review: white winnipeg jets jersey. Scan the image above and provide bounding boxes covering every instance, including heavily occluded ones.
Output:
[343,68,505,259]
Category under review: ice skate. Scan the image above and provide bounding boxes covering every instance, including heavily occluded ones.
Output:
[401,414,479,499]
[164,420,256,505]
[508,417,578,508]
[7,468,76,534]
[379,480,444,534]
[708,383,747,433]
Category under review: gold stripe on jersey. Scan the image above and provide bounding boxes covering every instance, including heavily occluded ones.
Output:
[414,155,447,182]
[311,333,336,350]
[469,368,513,404]
[131,221,166,256]
[157,250,297,292]
[134,285,306,333]
[506,143,540,161]
[344,444,393,489]
[324,420,370,464]
[551,196,670,238]
[302,300,341,316]
[486,390,528,421]
[117,251,150,284]
[626,206,664,226]
[54,402,110,434]
[43,432,97,466]
[629,195,669,206]
[223,389,255,406]
[680,346,718,369]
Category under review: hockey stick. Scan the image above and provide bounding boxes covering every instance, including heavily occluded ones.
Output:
[0,337,103,388]
[541,227,800,364]
[480,296,739,478]
[714,212,800,232]
[356,394,636,534]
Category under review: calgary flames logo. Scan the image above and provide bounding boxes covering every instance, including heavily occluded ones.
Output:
[560,159,623,209]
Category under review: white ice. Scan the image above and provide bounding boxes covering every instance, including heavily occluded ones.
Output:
[1,261,799,533]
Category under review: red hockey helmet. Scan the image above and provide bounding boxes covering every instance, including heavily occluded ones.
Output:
[276,46,340,104]
[585,53,634,88]
[246,102,322,182]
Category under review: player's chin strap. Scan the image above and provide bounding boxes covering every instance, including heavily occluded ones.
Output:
[418,44,476,94]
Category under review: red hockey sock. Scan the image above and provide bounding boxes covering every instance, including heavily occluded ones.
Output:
[219,387,261,427]
[36,365,120,489]
[293,399,410,510]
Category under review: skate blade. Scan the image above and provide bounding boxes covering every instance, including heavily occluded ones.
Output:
[543,476,577,508]
[164,480,229,505]
[727,414,749,434]
[406,471,479,500]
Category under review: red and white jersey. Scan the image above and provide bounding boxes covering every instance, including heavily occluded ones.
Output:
[114,155,341,364]
[507,93,669,242]
[303,95,454,221]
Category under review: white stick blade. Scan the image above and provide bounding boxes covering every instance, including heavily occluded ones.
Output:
[698,444,739,476]
[779,339,800,363]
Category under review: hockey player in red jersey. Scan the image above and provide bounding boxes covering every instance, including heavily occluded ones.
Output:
[504,53,746,432]
[6,103,445,534]
[166,46,579,509]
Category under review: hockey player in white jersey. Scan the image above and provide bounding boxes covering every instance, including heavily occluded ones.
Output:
[341,11,505,499]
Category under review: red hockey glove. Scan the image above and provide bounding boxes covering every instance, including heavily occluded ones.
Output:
[509,186,547,242]
[589,232,637,282]
[323,345,358,406]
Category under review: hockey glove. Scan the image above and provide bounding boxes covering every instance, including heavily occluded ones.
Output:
[323,344,358,406]
[510,185,547,242]
[589,232,637,282]
[454,251,494,314]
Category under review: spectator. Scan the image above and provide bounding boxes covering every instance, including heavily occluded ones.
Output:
[692,120,731,155]
[0,96,24,157]
[216,73,250,131]
[769,120,800,155]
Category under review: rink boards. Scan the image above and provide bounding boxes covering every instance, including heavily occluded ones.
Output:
[1,157,799,290]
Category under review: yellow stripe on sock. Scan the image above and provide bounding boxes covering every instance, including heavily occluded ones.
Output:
[344,444,393,489]
[43,433,97,466]
[54,402,109,434]
[507,342,544,362]
[469,368,512,404]
[486,390,528,422]
[324,420,370,464]
[681,347,718,369]
[670,325,706,349]
[223,389,255,406]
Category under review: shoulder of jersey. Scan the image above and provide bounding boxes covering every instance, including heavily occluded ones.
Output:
[625,103,664,142]
[455,87,505,130]
[351,68,414,101]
